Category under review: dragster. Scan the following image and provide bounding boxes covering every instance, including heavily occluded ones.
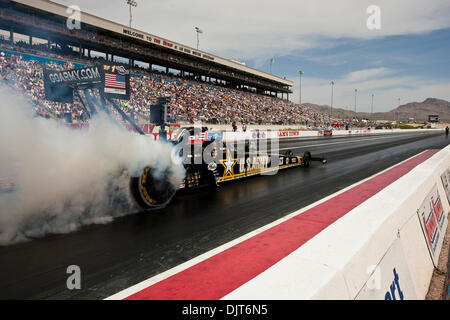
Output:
[39,64,326,211]
[130,127,327,210]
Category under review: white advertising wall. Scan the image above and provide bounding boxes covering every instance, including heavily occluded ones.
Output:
[355,239,417,300]
[417,184,448,266]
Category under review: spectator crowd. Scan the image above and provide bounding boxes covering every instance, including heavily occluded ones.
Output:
[0,42,333,127]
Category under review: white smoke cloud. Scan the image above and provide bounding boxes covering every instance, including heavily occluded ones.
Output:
[0,86,185,245]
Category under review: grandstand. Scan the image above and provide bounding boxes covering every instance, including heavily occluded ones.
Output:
[0,0,333,127]
[0,0,292,96]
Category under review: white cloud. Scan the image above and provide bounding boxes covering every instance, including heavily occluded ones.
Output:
[346,67,394,82]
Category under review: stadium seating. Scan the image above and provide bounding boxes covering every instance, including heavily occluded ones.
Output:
[0,42,332,127]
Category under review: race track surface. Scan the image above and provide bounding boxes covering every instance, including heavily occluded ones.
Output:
[0,131,449,299]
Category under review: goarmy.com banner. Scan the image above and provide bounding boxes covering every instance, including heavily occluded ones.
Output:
[45,66,102,85]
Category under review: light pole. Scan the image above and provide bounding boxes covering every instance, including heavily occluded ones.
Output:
[354,89,357,115]
[371,93,374,117]
[126,0,138,29]
[195,27,203,50]
[299,70,304,105]
[330,81,335,119]
[269,58,275,74]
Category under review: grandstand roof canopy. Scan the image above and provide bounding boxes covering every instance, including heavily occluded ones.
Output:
[0,0,293,94]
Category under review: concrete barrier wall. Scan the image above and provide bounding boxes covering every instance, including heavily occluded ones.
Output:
[223,145,449,300]
[215,128,442,142]
[148,127,442,141]
[302,146,449,299]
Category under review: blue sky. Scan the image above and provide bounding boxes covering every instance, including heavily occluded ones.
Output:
[52,0,450,112]
[270,28,450,111]
[273,29,450,81]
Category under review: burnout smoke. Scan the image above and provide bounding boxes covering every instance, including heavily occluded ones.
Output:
[0,86,185,245]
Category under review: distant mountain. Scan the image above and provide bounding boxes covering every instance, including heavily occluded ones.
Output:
[384,98,450,121]
[303,98,450,122]
[302,103,356,120]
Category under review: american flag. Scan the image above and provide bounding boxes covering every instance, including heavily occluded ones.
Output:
[105,73,126,89]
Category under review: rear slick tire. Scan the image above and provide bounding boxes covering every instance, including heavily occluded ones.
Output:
[129,167,177,211]
[302,152,311,168]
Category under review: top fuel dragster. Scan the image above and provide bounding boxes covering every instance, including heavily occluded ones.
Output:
[130,127,327,210]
